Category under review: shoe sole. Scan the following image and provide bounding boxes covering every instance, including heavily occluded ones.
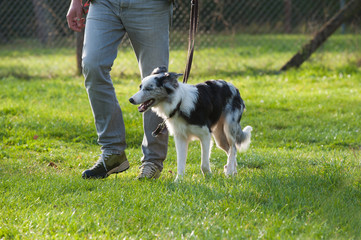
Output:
[107,160,130,176]
[137,170,161,180]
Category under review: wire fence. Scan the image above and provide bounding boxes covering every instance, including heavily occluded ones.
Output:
[0,0,360,76]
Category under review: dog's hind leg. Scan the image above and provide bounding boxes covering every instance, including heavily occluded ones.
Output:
[223,121,238,176]
[212,121,230,153]
[174,135,188,181]
[199,131,212,175]
[224,145,237,176]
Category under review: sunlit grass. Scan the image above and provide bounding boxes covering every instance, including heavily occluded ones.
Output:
[0,34,361,239]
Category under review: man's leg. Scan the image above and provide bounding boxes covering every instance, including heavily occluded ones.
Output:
[81,0,129,178]
[122,0,172,176]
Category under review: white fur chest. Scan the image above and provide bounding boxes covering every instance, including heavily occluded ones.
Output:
[166,116,209,141]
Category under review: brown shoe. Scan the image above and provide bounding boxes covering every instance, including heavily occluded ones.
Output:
[82,153,129,179]
[137,162,161,180]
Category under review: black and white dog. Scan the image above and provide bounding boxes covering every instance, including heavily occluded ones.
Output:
[129,67,252,180]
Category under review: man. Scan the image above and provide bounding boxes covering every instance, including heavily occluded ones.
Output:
[66,0,173,179]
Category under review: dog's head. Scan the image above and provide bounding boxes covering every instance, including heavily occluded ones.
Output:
[129,67,183,112]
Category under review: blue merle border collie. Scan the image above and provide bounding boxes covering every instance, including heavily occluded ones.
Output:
[129,67,252,181]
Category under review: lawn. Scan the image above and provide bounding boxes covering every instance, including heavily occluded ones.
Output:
[0,34,361,239]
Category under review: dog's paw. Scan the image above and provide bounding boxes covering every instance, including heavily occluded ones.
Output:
[201,167,212,175]
[204,172,213,180]
[224,165,237,176]
[174,174,184,182]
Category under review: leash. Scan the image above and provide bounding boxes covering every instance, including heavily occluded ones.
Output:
[82,0,91,15]
[152,101,182,137]
[183,0,199,84]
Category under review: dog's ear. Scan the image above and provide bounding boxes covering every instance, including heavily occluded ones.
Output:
[151,66,168,75]
[161,72,182,94]
[165,72,183,80]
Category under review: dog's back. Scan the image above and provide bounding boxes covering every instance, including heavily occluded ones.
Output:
[179,80,245,129]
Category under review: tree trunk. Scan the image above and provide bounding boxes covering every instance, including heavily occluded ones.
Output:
[280,0,361,71]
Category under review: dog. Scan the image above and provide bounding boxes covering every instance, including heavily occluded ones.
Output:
[129,67,252,180]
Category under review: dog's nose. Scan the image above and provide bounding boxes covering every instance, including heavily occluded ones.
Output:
[129,98,135,104]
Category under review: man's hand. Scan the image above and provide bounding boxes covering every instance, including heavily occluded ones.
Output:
[66,0,85,32]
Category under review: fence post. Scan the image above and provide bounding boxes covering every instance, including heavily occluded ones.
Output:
[76,29,84,76]
[340,0,346,34]
[32,0,54,45]
[284,0,292,33]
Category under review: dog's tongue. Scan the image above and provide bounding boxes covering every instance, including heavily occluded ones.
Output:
[138,104,147,112]
[138,99,154,112]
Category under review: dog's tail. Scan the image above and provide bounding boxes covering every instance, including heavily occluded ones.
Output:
[236,126,253,152]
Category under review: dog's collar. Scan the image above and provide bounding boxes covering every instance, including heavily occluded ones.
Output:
[168,100,182,119]
[152,101,182,137]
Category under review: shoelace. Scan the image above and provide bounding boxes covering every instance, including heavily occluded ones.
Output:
[95,152,112,172]
[138,162,157,177]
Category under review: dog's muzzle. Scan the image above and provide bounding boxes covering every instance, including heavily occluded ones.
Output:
[129,97,155,112]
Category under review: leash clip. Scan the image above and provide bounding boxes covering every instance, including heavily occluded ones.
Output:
[152,120,167,137]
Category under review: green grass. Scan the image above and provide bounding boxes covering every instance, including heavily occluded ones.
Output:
[1,34,361,239]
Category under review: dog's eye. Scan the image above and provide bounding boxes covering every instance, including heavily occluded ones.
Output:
[144,87,153,91]
[143,84,154,91]
[139,84,142,90]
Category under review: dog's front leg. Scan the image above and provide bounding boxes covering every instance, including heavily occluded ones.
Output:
[174,135,188,181]
[200,132,212,175]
